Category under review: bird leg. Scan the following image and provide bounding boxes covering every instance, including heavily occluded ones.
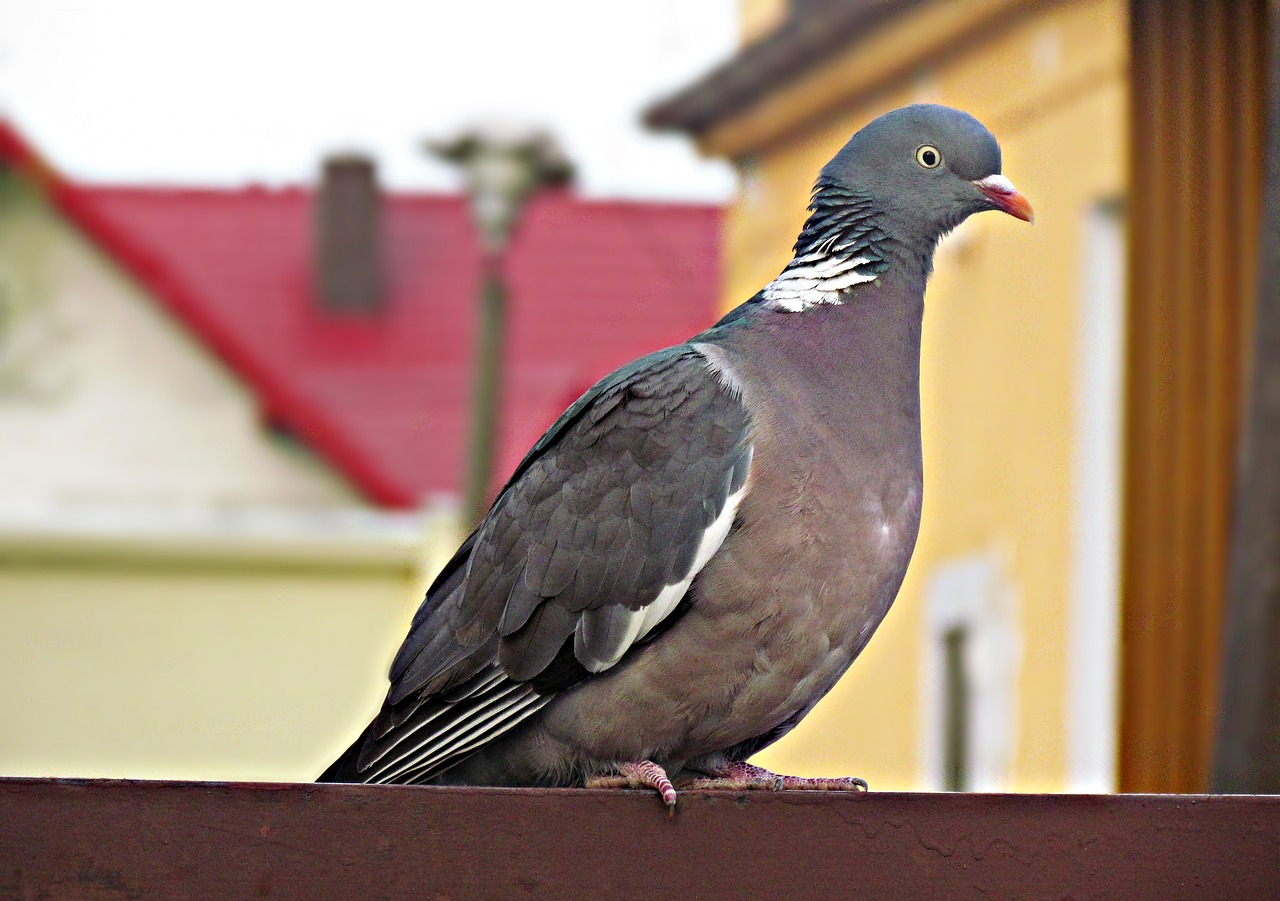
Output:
[586,760,678,811]
[685,760,868,793]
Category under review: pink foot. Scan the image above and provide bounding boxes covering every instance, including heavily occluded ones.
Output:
[586,760,679,811]
[686,761,868,793]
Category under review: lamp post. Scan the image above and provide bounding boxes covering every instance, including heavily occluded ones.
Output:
[427,125,573,531]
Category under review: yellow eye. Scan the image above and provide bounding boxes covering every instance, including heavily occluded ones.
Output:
[916,145,942,169]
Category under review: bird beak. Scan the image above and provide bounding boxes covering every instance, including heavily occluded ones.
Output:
[972,174,1035,223]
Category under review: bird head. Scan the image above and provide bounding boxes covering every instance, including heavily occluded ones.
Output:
[817,104,1033,249]
[761,104,1033,311]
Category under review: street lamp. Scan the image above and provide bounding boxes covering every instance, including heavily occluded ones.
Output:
[426,125,574,530]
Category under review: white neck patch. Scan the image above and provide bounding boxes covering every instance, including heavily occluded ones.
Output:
[761,249,878,312]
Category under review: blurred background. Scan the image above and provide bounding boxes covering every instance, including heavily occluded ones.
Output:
[0,0,1273,795]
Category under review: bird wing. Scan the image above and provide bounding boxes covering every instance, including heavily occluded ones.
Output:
[348,344,752,783]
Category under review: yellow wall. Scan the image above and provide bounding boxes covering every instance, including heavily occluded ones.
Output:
[740,0,786,45]
[0,513,467,781]
[0,562,412,781]
[710,0,1128,790]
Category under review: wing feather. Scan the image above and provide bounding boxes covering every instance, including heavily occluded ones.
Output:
[329,344,753,784]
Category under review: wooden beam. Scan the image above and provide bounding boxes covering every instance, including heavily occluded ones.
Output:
[1120,0,1268,793]
[1213,0,1280,793]
[2,779,1279,899]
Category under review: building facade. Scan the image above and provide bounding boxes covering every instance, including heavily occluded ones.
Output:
[650,0,1268,792]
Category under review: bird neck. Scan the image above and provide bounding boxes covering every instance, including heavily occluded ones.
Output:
[711,290,924,463]
[760,181,934,313]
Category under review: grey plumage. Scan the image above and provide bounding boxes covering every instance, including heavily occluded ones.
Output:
[320,104,1032,795]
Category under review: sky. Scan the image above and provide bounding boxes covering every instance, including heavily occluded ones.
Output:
[0,0,739,201]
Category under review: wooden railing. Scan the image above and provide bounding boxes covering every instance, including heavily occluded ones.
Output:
[2,778,1278,899]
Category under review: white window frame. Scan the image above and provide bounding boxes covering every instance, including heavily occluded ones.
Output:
[1065,199,1126,792]
[920,554,1021,792]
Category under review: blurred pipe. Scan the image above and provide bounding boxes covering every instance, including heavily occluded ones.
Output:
[426,126,573,531]
[463,255,505,532]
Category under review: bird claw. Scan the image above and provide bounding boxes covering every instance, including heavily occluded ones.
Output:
[685,762,783,792]
[584,760,866,815]
[777,774,868,792]
[686,761,868,794]
[586,760,678,812]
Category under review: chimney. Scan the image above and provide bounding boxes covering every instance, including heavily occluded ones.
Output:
[314,153,382,314]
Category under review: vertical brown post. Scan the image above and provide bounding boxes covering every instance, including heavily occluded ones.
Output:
[1121,0,1268,792]
[1212,0,1280,794]
[463,255,505,530]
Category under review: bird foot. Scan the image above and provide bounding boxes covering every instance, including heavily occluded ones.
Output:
[586,760,678,812]
[686,761,868,793]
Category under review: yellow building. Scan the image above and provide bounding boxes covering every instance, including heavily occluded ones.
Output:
[649,0,1268,792]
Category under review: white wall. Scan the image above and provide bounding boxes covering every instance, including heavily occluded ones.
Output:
[0,174,359,513]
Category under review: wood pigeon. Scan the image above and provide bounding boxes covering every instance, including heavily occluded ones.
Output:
[319,104,1033,807]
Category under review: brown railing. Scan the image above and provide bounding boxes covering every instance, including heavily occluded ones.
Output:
[2,778,1278,899]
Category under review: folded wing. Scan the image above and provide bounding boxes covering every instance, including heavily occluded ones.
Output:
[335,345,753,784]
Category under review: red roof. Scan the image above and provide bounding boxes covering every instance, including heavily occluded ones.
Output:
[0,122,722,508]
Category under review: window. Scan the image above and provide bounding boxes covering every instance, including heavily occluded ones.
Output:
[941,626,970,792]
[921,555,1020,791]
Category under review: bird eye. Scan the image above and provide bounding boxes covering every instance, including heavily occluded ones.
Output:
[915,145,942,169]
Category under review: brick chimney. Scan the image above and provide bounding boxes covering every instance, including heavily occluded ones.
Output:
[314,154,382,314]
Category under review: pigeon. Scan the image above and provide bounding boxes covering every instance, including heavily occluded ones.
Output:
[319,104,1033,808]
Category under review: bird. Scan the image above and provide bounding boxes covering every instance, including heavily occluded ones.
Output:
[319,104,1033,808]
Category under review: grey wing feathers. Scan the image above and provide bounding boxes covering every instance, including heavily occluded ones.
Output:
[345,345,752,783]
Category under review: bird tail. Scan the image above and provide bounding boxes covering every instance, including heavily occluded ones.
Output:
[317,729,371,783]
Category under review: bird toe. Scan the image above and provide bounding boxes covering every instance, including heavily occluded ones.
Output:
[586,760,678,810]
[685,761,868,794]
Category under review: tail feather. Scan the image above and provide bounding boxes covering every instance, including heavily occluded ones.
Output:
[317,728,371,783]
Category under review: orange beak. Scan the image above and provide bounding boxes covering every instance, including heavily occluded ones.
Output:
[972,174,1035,224]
